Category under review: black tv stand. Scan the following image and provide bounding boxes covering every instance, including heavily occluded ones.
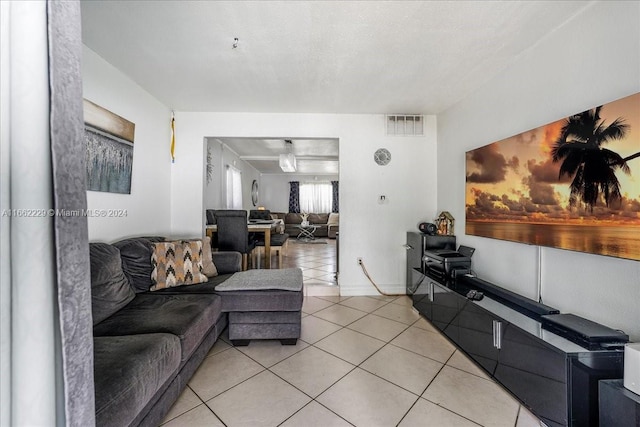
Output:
[409,269,624,426]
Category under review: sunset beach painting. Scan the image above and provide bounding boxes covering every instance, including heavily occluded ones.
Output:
[466,92,640,261]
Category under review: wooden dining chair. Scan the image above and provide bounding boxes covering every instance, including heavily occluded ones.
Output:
[254,233,289,269]
[214,210,256,270]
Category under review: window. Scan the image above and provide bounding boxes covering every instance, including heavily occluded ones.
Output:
[225,165,242,209]
[299,182,332,213]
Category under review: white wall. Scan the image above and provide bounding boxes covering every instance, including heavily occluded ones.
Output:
[221,142,261,211]
[204,138,223,210]
[437,1,640,340]
[82,46,172,241]
[171,113,437,295]
[260,174,339,212]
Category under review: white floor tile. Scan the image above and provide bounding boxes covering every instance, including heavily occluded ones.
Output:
[302,296,335,314]
[446,349,490,379]
[422,366,519,427]
[300,315,342,344]
[399,398,479,427]
[207,370,311,427]
[280,401,352,427]
[237,338,308,368]
[372,302,421,325]
[188,348,264,401]
[347,313,408,342]
[339,296,389,313]
[271,346,355,397]
[315,328,386,365]
[313,304,368,326]
[161,403,224,427]
[317,368,418,427]
[516,405,544,427]
[161,386,202,424]
[360,344,443,395]
[391,326,456,363]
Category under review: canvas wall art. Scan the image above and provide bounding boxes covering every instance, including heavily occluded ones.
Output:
[83,99,135,194]
[466,92,640,261]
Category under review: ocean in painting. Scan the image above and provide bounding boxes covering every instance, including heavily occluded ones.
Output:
[466,221,640,261]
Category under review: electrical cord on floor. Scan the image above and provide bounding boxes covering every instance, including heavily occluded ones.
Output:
[358,259,404,296]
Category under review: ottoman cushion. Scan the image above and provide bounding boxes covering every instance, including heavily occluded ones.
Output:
[215,268,302,292]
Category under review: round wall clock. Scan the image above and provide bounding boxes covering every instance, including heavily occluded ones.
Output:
[374,148,391,166]
[251,180,259,206]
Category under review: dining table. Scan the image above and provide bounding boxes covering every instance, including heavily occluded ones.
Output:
[206,220,281,269]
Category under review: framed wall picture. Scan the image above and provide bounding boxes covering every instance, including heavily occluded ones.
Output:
[83,99,135,194]
[465,92,640,261]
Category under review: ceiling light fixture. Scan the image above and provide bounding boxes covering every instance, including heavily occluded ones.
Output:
[279,140,296,172]
[232,37,239,49]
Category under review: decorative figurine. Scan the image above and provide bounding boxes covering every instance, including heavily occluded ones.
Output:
[436,211,455,235]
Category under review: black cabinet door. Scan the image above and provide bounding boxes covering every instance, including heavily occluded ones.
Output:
[494,323,568,426]
[431,281,461,342]
[568,352,625,427]
[411,270,432,319]
[406,232,424,293]
[456,300,501,375]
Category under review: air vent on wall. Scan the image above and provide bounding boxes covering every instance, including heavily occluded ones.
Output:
[386,114,424,136]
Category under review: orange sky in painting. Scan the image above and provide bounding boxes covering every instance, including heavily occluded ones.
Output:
[466,92,640,226]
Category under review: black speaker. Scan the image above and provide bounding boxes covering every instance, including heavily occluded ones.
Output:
[418,222,437,235]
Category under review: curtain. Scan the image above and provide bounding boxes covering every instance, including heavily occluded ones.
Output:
[2,1,95,425]
[225,165,242,209]
[331,181,339,213]
[300,182,332,213]
[288,181,300,213]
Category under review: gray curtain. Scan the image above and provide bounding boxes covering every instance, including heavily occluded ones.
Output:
[0,1,94,425]
[48,1,95,425]
[331,181,339,213]
[288,181,300,213]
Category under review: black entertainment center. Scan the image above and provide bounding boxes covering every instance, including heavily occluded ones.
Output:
[405,232,626,427]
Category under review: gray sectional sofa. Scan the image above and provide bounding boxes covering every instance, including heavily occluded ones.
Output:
[271,212,339,238]
[90,236,303,427]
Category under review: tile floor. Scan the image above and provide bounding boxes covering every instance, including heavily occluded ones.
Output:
[258,237,340,296]
[161,294,544,426]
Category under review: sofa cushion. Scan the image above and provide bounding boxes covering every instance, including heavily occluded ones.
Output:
[113,237,165,293]
[89,243,135,325]
[94,333,181,427]
[93,293,222,362]
[309,213,329,224]
[147,274,232,295]
[200,236,218,277]
[284,213,302,224]
[327,212,339,225]
[150,241,208,291]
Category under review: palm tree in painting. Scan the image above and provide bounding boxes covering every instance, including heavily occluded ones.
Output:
[551,106,638,210]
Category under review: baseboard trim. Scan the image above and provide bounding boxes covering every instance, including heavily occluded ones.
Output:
[339,284,406,297]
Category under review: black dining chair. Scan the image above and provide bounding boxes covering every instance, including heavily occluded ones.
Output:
[214,210,256,270]
[248,209,272,241]
[205,209,218,249]
[249,209,271,220]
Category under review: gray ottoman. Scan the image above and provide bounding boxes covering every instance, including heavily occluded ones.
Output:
[215,268,303,346]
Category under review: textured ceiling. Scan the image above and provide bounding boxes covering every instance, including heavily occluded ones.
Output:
[81,0,590,114]
[214,138,339,175]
